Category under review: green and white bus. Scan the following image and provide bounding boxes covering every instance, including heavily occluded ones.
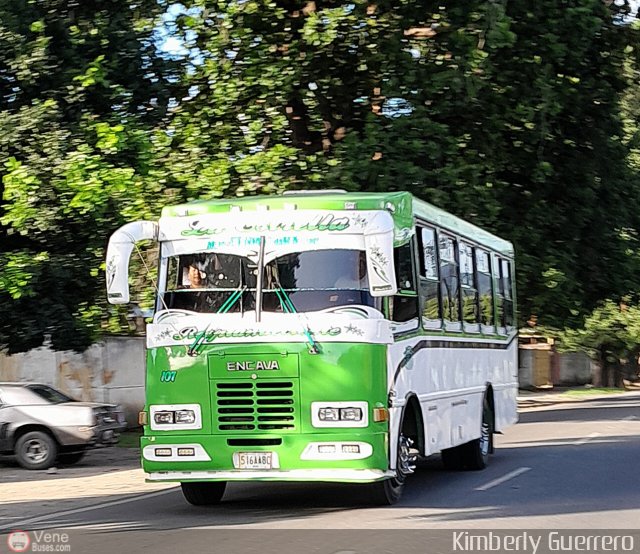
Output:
[106,190,518,505]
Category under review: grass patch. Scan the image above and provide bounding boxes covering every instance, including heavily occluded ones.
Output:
[563,387,625,397]
[117,428,143,448]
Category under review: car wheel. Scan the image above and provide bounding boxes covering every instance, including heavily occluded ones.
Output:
[58,451,86,465]
[15,431,58,470]
[181,482,227,505]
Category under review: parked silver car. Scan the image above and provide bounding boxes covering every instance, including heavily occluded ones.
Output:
[0,382,126,470]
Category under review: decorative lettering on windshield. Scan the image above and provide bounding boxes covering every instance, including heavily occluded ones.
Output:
[181,221,226,236]
[180,214,353,238]
[241,214,350,233]
[173,326,343,343]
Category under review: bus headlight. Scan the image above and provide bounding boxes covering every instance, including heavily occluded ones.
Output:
[318,408,340,421]
[312,402,369,428]
[154,411,174,425]
[175,410,196,424]
[339,407,363,421]
[150,404,202,430]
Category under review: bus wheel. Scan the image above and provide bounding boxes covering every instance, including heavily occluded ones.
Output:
[461,397,494,470]
[441,397,494,471]
[181,481,227,506]
[369,434,416,505]
[441,445,464,471]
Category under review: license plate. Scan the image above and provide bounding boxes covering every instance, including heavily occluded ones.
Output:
[234,452,273,470]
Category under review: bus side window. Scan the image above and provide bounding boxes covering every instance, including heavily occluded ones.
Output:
[460,242,479,332]
[494,255,506,334]
[501,259,515,332]
[475,249,495,333]
[390,242,419,326]
[439,234,461,330]
[417,225,441,329]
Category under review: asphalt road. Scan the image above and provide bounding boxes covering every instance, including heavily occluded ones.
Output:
[2,394,640,553]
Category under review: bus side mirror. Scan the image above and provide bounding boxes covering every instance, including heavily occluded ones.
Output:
[106,221,158,304]
[364,212,397,297]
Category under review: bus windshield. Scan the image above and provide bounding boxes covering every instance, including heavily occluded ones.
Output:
[162,249,380,313]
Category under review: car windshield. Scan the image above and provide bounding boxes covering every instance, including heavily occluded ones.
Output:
[0,385,74,405]
[26,384,75,404]
[162,249,381,313]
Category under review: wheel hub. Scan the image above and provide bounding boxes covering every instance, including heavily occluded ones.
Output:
[25,439,49,463]
[397,435,417,478]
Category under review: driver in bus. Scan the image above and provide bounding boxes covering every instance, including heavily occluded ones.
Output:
[186,263,205,289]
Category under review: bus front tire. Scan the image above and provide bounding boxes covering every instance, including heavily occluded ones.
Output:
[181,481,227,506]
[368,432,416,505]
[369,476,404,505]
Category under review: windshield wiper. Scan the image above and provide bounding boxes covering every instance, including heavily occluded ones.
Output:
[187,284,247,356]
[274,286,320,355]
[217,286,246,314]
[187,328,209,357]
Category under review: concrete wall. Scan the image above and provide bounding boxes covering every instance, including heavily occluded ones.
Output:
[556,352,594,387]
[0,337,145,426]
[518,348,595,389]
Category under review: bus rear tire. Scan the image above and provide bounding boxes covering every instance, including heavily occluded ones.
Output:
[441,445,464,470]
[181,481,227,506]
[462,398,493,470]
[441,397,493,471]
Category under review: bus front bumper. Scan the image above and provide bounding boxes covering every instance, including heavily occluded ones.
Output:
[146,468,394,483]
[141,431,390,483]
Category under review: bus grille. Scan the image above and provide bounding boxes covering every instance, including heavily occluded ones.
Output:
[214,381,297,432]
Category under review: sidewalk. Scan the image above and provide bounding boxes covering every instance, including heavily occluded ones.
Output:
[517,386,640,408]
[0,447,173,527]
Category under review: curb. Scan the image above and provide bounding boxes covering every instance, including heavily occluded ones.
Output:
[517,389,640,408]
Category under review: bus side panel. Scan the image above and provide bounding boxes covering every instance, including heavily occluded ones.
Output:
[387,335,518,456]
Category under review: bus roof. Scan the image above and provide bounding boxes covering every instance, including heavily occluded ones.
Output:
[161,190,513,257]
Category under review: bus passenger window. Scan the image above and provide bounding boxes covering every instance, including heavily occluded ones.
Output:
[390,243,419,325]
[417,226,441,328]
[476,249,495,331]
[439,235,461,326]
[460,243,479,329]
[501,259,515,331]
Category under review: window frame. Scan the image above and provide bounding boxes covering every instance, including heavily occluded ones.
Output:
[475,248,496,335]
[387,239,420,334]
[416,224,443,330]
[459,241,480,333]
[499,257,515,333]
[438,232,463,332]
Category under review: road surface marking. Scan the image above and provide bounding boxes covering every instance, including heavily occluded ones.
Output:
[573,432,600,445]
[475,467,531,491]
[621,415,637,421]
[0,487,178,532]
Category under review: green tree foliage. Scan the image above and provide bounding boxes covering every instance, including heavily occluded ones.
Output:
[165,0,640,329]
[0,0,180,352]
[2,0,640,352]
[489,1,640,328]
[560,299,640,387]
